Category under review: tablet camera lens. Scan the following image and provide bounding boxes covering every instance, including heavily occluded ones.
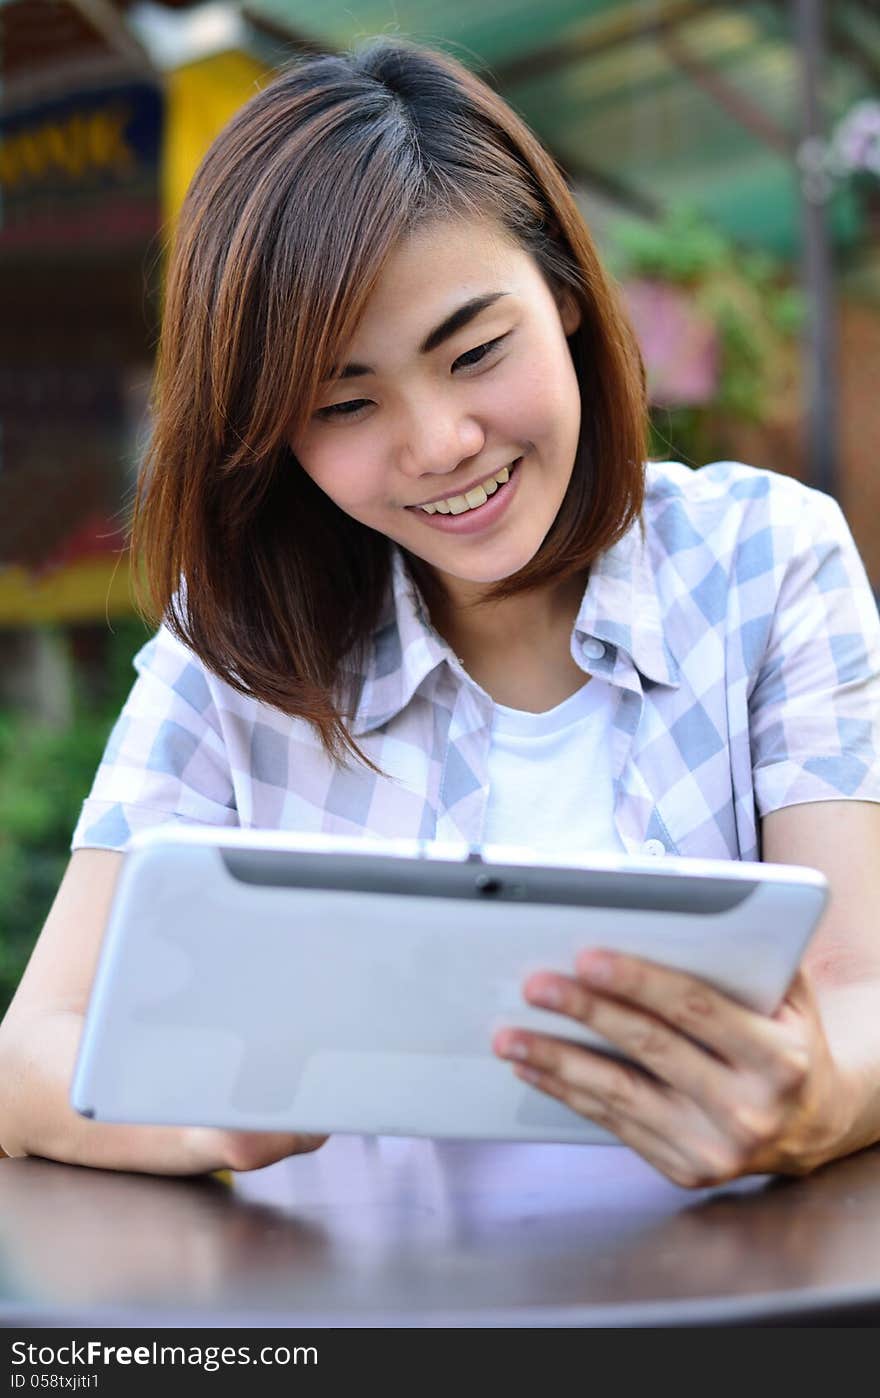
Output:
[475,875,502,896]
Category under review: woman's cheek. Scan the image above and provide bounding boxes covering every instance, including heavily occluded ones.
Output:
[506,357,570,428]
[301,444,377,516]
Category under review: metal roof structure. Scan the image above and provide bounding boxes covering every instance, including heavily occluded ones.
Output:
[4,1,875,256]
[2,0,877,502]
[133,0,877,497]
[235,0,879,258]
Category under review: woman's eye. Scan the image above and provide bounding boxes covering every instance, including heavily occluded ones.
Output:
[313,334,508,422]
[314,399,370,421]
[453,334,508,370]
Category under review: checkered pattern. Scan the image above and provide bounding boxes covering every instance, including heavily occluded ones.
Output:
[71,460,880,861]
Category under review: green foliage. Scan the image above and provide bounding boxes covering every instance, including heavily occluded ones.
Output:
[610,205,731,282]
[0,617,152,1015]
[607,205,805,466]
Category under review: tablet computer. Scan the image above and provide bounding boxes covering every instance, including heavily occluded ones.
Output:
[71,828,828,1146]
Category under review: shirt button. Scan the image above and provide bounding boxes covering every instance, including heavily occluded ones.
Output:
[582,638,606,661]
[641,839,666,857]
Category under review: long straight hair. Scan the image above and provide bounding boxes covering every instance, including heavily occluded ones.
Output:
[131,37,648,773]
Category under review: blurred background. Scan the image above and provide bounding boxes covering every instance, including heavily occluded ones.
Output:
[0,0,878,1012]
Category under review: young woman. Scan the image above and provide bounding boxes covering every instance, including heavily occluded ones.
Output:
[2,38,879,1186]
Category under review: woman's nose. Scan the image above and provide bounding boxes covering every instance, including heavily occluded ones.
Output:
[397,396,485,478]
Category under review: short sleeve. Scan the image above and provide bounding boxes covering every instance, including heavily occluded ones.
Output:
[70,624,239,852]
[749,484,880,816]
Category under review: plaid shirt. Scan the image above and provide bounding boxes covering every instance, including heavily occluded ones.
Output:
[71,460,880,862]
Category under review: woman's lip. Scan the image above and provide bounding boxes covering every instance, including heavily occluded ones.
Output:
[407,459,522,510]
[408,457,523,535]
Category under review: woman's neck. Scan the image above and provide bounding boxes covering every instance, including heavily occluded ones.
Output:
[433,567,587,649]
[428,569,591,712]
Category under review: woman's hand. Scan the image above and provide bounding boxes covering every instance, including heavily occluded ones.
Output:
[178,1128,329,1176]
[492,951,856,1187]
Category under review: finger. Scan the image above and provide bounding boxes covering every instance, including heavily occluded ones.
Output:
[498,1030,756,1186]
[777,968,821,1021]
[522,972,733,1107]
[496,1027,686,1142]
[216,1131,329,1173]
[574,950,807,1078]
[511,1064,712,1189]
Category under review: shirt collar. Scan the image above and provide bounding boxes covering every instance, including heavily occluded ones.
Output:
[349,547,451,737]
[351,518,680,737]
[573,513,680,692]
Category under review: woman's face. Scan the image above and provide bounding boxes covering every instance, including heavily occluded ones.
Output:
[290,216,582,596]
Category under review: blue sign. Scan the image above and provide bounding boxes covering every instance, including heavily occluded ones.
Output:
[0,80,163,247]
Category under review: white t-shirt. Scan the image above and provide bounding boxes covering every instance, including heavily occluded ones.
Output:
[483,676,626,858]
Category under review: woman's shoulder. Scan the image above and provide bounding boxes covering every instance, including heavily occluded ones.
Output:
[642,458,844,563]
[132,620,214,697]
[637,462,875,661]
[644,457,815,510]
[129,619,253,728]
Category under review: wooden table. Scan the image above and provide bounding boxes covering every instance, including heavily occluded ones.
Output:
[2,1136,880,1327]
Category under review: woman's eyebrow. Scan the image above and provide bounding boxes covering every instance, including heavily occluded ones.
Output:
[329,292,510,381]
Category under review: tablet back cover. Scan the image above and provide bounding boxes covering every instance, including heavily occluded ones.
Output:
[71,839,827,1144]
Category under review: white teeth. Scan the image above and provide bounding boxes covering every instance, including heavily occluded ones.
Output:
[418,462,515,515]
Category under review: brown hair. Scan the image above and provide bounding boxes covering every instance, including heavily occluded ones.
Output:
[131,36,648,772]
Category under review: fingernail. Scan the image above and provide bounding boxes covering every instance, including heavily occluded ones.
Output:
[531,983,563,1009]
[578,951,614,985]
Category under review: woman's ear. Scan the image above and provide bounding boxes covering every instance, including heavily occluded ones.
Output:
[558,290,582,337]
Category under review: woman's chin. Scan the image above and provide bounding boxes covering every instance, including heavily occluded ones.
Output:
[425,545,541,588]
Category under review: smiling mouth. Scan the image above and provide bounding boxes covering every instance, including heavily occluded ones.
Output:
[409,459,521,516]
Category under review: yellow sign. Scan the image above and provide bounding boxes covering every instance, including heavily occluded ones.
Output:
[162,50,271,226]
[0,558,135,625]
[0,51,272,625]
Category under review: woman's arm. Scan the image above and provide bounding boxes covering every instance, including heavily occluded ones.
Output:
[760,798,880,1161]
[492,799,880,1185]
[0,849,327,1174]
